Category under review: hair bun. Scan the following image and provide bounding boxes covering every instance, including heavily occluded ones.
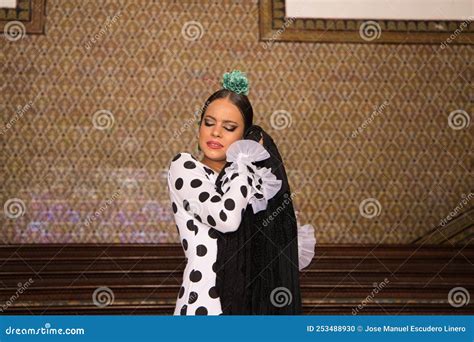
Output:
[221,70,250,96]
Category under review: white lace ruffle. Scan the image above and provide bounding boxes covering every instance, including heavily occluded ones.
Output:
[297,223,316,271]
[221,140,282,213]
[226,140,270,170]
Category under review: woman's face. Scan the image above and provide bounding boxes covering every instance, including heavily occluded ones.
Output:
[198,97,245,161]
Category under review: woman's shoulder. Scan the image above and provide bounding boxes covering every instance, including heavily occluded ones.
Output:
[168,152,204,175]
[170,151,194,163]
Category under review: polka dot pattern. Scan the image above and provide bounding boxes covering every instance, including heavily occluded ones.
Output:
[209,286,219,299]
[168,152,264,316]
[190,270,202,282]
[195,306,208,315]
[191,179,203,188]
[196,244,207,257]
[180,305,187,315]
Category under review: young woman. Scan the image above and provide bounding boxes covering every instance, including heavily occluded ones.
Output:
[167,71,282,315]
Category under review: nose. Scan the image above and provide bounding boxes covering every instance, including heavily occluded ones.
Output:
[211,125,222,138]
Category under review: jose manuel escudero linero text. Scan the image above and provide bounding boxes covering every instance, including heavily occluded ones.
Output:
[364,325,466,333]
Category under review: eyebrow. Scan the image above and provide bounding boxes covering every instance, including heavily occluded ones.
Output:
[205,115,239,125]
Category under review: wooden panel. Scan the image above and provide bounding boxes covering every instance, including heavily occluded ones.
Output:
[0,244,473,315]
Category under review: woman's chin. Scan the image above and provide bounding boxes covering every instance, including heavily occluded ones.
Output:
[203,146,226,159]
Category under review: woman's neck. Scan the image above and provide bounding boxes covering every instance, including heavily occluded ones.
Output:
[200,156,225,174]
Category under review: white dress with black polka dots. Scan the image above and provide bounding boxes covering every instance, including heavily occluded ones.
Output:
[167,139,282,315]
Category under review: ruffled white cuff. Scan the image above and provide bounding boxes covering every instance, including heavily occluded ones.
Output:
[222,140,282,213]
[297,223,316,271]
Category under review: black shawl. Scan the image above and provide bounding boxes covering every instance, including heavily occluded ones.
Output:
[212,125,302,315]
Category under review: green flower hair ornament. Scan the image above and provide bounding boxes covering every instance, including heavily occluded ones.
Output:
[195,70,250,128]
[222,70,250,96]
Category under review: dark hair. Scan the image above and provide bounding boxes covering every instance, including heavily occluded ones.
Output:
[199,89,253,136]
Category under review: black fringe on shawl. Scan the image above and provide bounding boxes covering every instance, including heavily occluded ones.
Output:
[212,125,302,315]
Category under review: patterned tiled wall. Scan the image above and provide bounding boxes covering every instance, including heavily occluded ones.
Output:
[1,0,472,244]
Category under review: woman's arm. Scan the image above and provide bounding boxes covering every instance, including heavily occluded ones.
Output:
[168,152,251,233]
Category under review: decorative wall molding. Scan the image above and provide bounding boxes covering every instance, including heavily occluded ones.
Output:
[259,0,474,44]
[0,0,46,35]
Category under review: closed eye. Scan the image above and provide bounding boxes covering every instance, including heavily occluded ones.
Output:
[204,121,237,132]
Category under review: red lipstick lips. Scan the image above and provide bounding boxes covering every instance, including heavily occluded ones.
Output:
[207,140,223,149]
